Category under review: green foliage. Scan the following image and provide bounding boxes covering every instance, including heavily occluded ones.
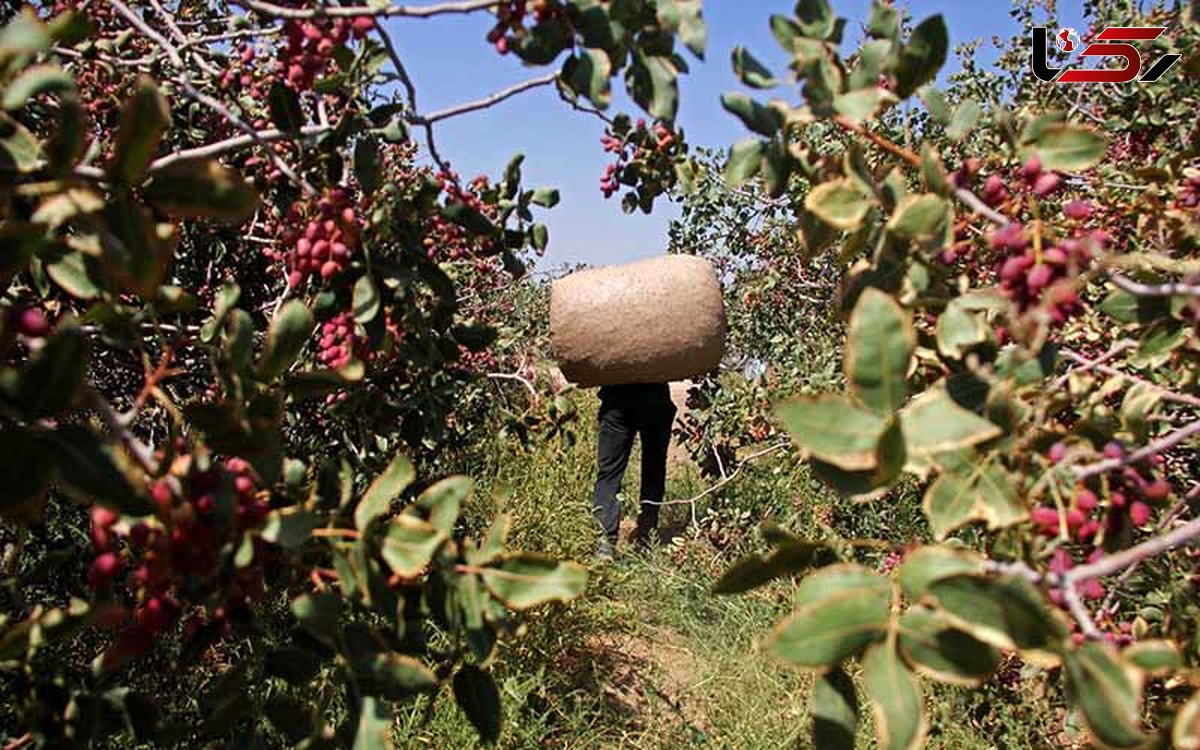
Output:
[0,0,700,743]
[5,0,1200,747]
[677,0,1200,747]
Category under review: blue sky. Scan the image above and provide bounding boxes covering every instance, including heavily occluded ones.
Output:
[385,1,1086,270]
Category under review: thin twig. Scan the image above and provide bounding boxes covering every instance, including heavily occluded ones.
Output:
[411,73,559,125]
[153,124,331,170]
[1066,514,1200,584]
[147,0,221,77]
[486,372,540,404]
[557,82,615,125]
[366,21,451,175]
[1059,348,1200,409]
[834,115,920,166]
[953,186,1010,226]
[983,559,1043,584]
[1050,340,1136,392]
[1061,581,1102,639]
[1100,483,1200,615]
[1109,273,1200,298]
[108,0,317,196]
[642,441,791,509]
[1072,420,1200,481]
[372,24,416,109]
[833,116,1010,227]
[74,123,332,181]
[185,26,282,48]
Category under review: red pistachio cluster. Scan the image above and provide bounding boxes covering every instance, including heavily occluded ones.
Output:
[991,223,1103,322]
[486,0,561,54]
[90,454,270,667]
[422,173,500,262]
[219,43,270,99]
[1036,441,1170,538]
[980,156,1066,208]
[599,119,678,198]
[278,15,374,90]
[1031,440,1174,621]
[275,189,361,287]
[317,311,368,370]
[1177,170,1200,213]
[314,310,404,404]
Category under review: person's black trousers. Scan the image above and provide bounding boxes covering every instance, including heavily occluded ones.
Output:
[593,383,677,544]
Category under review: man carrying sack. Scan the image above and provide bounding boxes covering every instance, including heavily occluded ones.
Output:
[550,255,727,561]
[592,382,676,560]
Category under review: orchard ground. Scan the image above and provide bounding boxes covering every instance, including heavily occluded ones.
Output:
[401,390,1076,749]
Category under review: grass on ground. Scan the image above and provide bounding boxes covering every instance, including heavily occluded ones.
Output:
[403,395,1063,749]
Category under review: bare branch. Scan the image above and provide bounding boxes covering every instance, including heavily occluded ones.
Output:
[1059,348,1200,409]
[152,124,331,171]
[1050,340,1136,393]
[108,0,317,196]
[1072,420,1200,481]
[147,0,221,77]
[1109,273,1200,298]
[238,0,502,19]
[371,23,417,112]
[954,186,1010,227]
[74,124,332,181]
[184,26,282,49]
[486,372,540,404]
[1100,483,1200,615]
[411,73,559,125]
[642,441,791,509]
[1060,581,1103,639]
[557,82,615,126]
[422,123,453,176]
[1066,514,1200,585]
[86,387,172,492]
[983,559,1043,583]
[365,22,452,176]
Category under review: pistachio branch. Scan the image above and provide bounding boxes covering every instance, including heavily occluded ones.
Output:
[1109,273,1200,298]
[1066,514,1200,585]
[486,372,540,404]
[74,124,332,182]
[1100,483,1200,615]
[986,509,1200,642]
[1061,580,1103,639]
[1072,420,1200,481]
[556,82,615,125]
[1059,347,1200,409]
[147,0,221,77]
[410,73,560,125]
[641,440,792,532]
[108,0,317,196]
[1049,340,1136,393]
[371,22,417,112]
[832,116,1010,227]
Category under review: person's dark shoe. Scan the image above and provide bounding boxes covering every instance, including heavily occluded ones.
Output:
[632,523,659,551]
[596,537,616,563]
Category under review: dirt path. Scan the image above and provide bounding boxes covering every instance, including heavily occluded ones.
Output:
[583,626,715,742]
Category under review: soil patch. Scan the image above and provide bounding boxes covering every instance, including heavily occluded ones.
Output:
[581,626,714,739]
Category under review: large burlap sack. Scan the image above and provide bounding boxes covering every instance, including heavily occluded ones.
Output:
[550,255,726,387]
